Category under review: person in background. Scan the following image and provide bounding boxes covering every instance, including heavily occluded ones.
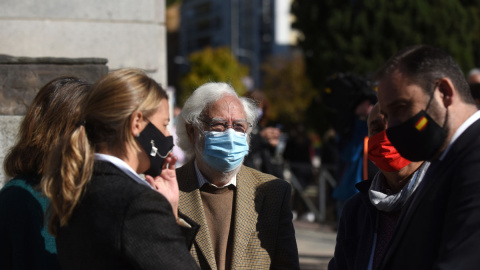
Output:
[328,103,429,270]
[376,45,480,269]
[467,68,480,107]
[320,128,341,223]
[172,106,187,167]
[42,68,199,270]
[243,90,284,178]
[332,98,376,219]
[175,82,299,269]
[283,123,314,221]
[0,77,91,270]
[467,68,480,85]
[469,83,480,107]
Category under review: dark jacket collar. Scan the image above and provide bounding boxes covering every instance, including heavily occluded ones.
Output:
[93,160,127,177]
[355,178,373,194]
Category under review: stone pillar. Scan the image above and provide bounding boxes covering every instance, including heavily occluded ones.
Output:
[0,55,108,186]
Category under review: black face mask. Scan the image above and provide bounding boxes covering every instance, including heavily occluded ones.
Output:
[135,122,174,176]
[386,109,447,161]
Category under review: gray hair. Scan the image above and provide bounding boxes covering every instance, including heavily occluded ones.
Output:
[175,82,257,160]
[469,68,480,77]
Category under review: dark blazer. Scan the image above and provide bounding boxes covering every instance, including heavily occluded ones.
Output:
[328,180,377,270]
[380,117,480,270]
[56,161,199,270]
[177,161,300,270]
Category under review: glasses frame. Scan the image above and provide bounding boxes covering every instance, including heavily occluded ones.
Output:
[200,118,252,134]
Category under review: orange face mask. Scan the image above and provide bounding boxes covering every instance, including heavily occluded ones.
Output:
[368,130,411,172]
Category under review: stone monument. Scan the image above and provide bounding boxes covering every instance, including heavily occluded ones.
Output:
[0,54,108,185]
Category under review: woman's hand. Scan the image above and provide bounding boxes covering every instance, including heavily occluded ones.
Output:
[145,153,179,219]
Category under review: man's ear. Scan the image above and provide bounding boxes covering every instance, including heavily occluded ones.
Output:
[130,111,144,136]
[186,124,195,145]
[438,77,454,108]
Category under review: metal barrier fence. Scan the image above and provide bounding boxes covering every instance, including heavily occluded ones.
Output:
[283,162,337,223]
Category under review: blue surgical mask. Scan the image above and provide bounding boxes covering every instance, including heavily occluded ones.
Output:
[202,129,249,172]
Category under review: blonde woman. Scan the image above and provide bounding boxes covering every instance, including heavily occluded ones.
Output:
[42,69,199,269]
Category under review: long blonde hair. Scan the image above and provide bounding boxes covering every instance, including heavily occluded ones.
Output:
[42,68,168,235]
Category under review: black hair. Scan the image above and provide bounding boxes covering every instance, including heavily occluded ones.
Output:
[375,45,475,105]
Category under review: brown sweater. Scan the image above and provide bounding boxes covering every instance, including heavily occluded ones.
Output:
[200,184,236,270]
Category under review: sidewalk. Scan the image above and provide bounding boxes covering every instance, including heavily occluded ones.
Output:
[294,220,337,270]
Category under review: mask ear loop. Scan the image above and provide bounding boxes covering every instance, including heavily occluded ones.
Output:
[441,108,449,129]
[156,149,173,158]
[150,140,173,158]
[425,81,449,129]
[425,82,439,112]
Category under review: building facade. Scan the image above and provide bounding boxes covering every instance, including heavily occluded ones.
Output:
[179,0,295,89]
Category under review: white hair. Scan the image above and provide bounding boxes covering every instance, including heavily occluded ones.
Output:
[469,68,480,77]
[175,82,257,161]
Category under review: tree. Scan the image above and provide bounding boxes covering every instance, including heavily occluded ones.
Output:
[261,52,316,126]
[291,0,480,90]
[291,0,480,135]
[179,46,249,106]
[166,0,182,7]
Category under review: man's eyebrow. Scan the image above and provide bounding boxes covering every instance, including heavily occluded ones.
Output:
[210,117,227,122]
[210,117,248,122]
[233,119,248,123]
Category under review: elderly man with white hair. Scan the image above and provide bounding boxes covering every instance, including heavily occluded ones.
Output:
[175,82,299,270]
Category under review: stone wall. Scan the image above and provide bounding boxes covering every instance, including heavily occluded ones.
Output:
[0,55,108,115]
[0,55,108,185]
[0,0,167,186]
[0,0,166,85]
[0,116,23,185]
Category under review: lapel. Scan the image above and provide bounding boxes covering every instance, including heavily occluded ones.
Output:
[379,162,438,269]
[231,165,263,268]
[380,117,480,269]
[177,160,217,269]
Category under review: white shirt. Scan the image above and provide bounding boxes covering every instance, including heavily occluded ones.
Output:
[94,153,153,189]
[194,160,237,188]
[95,153,193,228]
[439,110,480,160]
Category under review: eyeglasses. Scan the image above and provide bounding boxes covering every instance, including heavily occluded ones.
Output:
[200,118,252,134]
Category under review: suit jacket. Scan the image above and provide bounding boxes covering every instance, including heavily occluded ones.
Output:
[328,180,377,270]
[380,117,480,270]
[56,161,199,270]
[177,161,300,269]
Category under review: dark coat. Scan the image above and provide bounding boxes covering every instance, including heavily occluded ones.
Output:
[56,161,199,270]
[380,117,480,270]
[328,180,377,270]
[0,176,61,270]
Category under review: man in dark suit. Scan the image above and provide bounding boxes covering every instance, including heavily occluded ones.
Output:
[174,82,299,270]
[376,45,480,269]
[328,103,429,270]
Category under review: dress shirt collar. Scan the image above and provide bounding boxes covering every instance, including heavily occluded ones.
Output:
[439,110,480,160]
[94,153,153,189]
[194,159,237,189]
